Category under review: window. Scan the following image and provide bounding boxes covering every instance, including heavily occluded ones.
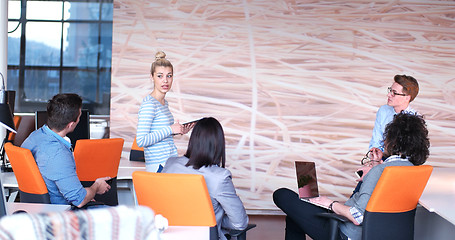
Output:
[7,0,113,115]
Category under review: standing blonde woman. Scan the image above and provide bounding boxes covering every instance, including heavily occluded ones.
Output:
[136,51,189,172]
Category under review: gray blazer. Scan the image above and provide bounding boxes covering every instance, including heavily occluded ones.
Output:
[162,156,248,240]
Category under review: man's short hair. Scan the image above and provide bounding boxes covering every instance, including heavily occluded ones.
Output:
[394,75,419,102]
[46,93,82,131]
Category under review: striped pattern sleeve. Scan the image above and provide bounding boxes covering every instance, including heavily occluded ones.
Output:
[349,206,364,225]
[136,97,173,148]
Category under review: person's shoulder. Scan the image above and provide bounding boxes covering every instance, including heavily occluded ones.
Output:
[167,156,188,165]
[139,96,159,113]
[378,105,394,112]
[21,128,50,147]
[203,165,232,179]
[162,156,189,173]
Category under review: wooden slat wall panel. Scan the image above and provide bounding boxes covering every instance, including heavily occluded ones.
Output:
[111,0,455,211]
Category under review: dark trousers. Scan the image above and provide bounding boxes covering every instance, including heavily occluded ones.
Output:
[273,188,343,240]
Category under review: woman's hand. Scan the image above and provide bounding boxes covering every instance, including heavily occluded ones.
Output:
[309,196,332,208]
[181,121,196,134]
[170,121,183,134]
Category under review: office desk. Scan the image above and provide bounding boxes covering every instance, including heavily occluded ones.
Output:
[119,157,146,169]
[415,167,455,240]
[117,157,146,206]
[419,167,455,224]
[161,226,209,240]
[7,202,70,215]
[1,158,145,204]
[1,172,19,202]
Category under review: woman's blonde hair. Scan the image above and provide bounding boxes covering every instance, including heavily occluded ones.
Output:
[150,51,173,76]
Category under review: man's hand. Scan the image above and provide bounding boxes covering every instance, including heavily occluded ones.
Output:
[94,177,111,195]
[369,147,383,161]
[79,176,111,208]
[357,148,384,181]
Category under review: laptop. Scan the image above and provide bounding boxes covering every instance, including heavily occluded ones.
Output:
[295,161,329,209]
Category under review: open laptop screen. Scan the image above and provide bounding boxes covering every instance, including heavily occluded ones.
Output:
[295,161,320,199]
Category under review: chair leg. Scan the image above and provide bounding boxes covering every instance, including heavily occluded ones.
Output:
[210,226,219,240]
[235,231,246,240]
[328,218,340,240]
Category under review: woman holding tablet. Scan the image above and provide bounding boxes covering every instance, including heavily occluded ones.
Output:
[136,51,193,172]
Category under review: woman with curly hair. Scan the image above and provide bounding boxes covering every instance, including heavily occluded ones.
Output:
[273,113,430,240]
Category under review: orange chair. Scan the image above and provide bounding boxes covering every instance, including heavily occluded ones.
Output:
[7,115,21,143]
[132,171,256,240]
[129,137,144,161]
[4,142,50,203]
[319,165,433,240]
[73,138,124,206]
[133,171,216,226]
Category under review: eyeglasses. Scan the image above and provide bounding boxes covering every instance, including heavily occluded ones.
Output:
[361,150,381,167]
[388,87,406,97]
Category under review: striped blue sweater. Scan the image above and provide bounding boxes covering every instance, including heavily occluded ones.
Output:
[136,95,178,169]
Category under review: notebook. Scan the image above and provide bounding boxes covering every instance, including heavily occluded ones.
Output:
[295,161,329,209]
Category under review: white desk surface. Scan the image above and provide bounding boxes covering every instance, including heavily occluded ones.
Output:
[419,167,455,225]
[119,157,146,169]
[1,171,17,188]
[161,226,209,240]
[118,158,146,180]
[6,202,70,215]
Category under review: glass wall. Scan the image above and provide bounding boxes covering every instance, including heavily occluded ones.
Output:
[7,0,113,115]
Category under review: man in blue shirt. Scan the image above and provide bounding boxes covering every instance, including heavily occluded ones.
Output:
[368,75,419,157]
[22,94,111,208]
[354,75,419,188]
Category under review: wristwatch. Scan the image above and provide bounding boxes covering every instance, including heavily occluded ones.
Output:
[329,201,339,212]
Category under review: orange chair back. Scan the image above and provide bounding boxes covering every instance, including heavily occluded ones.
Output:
[4,142,48,195]
[7,115,22,142]
[366,165,433,213]
[73,138,124,181]
[131,137,144,151]
[132,171,217,227]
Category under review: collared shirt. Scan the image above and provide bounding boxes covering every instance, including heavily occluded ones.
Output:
[21,125,86,206]
[369,105,416,151]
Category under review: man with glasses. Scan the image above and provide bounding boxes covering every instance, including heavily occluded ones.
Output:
[356,75,419,182]
[369,75,419,156]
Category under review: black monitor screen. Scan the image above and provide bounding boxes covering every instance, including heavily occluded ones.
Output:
[35,110,90,149]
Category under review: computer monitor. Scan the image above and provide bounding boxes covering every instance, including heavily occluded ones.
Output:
[35,110,90,149]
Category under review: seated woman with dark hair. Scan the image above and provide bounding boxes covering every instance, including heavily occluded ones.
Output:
[273,113,430,240]
[162,117,248,240]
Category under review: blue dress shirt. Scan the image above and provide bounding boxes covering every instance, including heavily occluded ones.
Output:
[21,125,87,206]
[369,105,415,151]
